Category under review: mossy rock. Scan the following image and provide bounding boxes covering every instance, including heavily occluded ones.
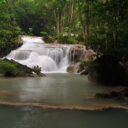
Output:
[1,59,45,77]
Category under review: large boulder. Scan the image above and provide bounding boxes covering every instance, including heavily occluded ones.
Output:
[67,63,80,73]
[68,45,96,63]
[68,45,86,63]
[2,59,45,77]
[84,49,97,61]
[67,45,96,74]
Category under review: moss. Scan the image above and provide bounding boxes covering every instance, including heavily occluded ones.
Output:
[80,61,93,69]
[57,33,78,44]
[0,61,18,76]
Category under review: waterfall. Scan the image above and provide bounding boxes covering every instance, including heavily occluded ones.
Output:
[7,36,71,73]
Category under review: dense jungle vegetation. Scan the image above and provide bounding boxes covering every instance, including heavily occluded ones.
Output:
[0,0,128,59]
[0,0,128,85]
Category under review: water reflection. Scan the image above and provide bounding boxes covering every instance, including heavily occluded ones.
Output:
[0,74,125,108]
[0,105,127,128]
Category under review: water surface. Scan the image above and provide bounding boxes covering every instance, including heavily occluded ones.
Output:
[0,74,116,107]
[0,74,128,128]
[0,105,128,128]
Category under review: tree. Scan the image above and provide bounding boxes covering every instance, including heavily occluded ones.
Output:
[0,0,21,57]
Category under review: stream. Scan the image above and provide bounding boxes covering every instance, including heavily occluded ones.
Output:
[0,74,128,128]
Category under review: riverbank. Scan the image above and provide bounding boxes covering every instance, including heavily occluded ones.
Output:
[0,59,45,77]
[0,101,127,111]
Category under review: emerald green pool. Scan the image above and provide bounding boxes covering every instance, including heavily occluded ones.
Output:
[0,74,127,128]
[0,105,128,128]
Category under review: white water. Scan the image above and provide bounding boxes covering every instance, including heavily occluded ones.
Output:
[7,36,72,73]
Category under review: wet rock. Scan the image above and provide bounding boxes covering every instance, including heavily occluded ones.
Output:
[85,49,97,61]
[68,45,86,63]
[2,58,45,77]
[96,91,121,99]
[120,88,128,97]
[96,88,128,100]
[33,72,46,77]
[80,67,89,75]
[67,63,80,73]
[17,35,24,44]
[67,66,76,73]
[67,45,96,74]
[68,45,96,63]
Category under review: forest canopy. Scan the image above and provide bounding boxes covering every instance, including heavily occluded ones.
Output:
[0,0,128,59]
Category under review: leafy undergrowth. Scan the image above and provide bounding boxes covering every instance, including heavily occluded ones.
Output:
[0,61,18,76]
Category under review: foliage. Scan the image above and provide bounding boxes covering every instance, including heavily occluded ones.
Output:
[80,61,93,69]
[27,28,33,36]
[79,42,85,45]
[0,0,22,57]
[0,0,128,60]
[0,61,17,76]
[40,32,53,43]
[88,0,128,58]
[14,0,55,36]
[57,33,78,44]
[33,65,42,75]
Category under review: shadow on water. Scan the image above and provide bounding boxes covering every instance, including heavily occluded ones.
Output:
[0,105,128,128]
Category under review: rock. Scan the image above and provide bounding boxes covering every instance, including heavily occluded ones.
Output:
[96,91,121,99]
[67,63,80,73]
[67,62,90,74]
[85,49,97,61]
[80,67,89,75]
[33,72,46,77]
[18,35,24,44]
[53,40,59,44]
[68,45,86,63]
[67,66,76,73]
[120,88,128,97]
[39,73,46,77]
[3,58,45,77]
[95,88,128,100]
[68,45,96,76]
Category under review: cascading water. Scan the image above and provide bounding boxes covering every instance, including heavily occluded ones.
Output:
[7,36,72,73]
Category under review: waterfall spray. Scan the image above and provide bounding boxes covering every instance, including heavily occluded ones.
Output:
[7,36,71,73]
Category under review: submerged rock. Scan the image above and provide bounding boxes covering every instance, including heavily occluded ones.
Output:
[96,87,128,100]
[68,45,96,63]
